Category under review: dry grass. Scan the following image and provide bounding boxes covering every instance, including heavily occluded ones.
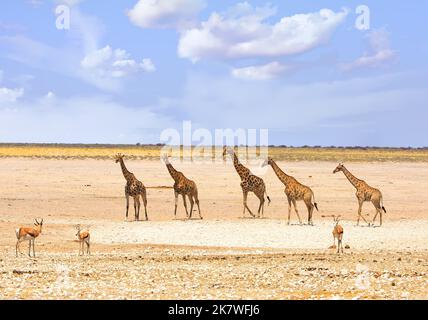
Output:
[0,144,427,162]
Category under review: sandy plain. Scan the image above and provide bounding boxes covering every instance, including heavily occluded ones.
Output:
[0,157,427,299]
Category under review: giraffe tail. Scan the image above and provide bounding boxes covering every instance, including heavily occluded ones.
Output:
[312,193,319,211]
[265,191,271,205]
[381,198,386,213]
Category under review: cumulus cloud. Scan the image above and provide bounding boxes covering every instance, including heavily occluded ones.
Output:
[81,45,156,78]
[341,29,396,71]
[0,87,24,103]
[178,3,348,62]
[231,62,288,80]
[128,0,206,29]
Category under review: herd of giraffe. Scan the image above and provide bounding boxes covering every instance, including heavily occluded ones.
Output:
[15,146,387,257]
[115,147,386,227]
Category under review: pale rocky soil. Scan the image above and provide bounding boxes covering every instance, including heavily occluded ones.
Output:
[0,158,427,299]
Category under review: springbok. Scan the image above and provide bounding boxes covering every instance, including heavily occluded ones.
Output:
[15,218,43,258]
[75,224,90,256]
[323,215,344,254]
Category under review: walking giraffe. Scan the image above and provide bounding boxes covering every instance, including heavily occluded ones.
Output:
[262,157,318,225]
[223,147,270,218]
[333,163,386,226]
[162,155,202,220]
[115,153,148,221]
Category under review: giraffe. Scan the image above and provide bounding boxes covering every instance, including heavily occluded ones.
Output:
[162,155,202,220]
[223,147,270,218]
[333,163,386,227]
[115,153,148,221]
[262,157,318,225]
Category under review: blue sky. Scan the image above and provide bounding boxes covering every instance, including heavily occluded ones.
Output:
[0,0,427,146]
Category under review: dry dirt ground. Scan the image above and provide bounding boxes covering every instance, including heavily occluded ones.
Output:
[0,158,427,299]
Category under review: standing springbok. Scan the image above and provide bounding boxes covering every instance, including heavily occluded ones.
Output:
[15,218,43,258]
[323,215,344,254]
[75,225,90,256]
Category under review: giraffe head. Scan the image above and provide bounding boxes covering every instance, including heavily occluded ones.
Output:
[161,154,170,165]
[114,153,125,163]
[333,163,344,174]
[261,157,273,167]
[222,146,234,157]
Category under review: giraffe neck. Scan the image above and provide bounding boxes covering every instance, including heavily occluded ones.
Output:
[232,152,250,180]
[341,166,361,189]
[119,159,133,181]
[166,163,180,182]
[269,160,292,185]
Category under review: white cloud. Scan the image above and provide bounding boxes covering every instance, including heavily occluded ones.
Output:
[81,45,156,78]
[140,58,156,72]
[45,91,55,99]
[128,0,206,29]
[81,45,112,68]
[341,29,396,71]
[178,3,348,62]
[0,87,24,103]
[231,62,288,80]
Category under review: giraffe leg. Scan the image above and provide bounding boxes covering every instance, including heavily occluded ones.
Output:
[357,198,369,226]
[141,190,148,221]
[287,197,292,225]
[242,189,247,217]
[243,190,255,218]
[304,199,314,225]
[28,240,31,257]
[194,192,202,219]
[182,194,189,217]
[256,193,264,218]
[174,191,179,218]
[292,199,302,225]
[133,197,138,221]
[188,195,194,219]
[125,191,130,221]
[136,196,141,221]
[371,199,381,227]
